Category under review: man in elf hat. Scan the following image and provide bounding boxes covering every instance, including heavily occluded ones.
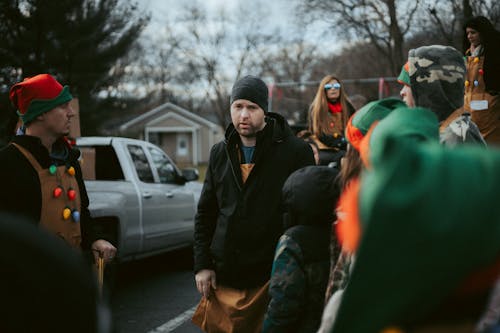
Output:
[398,45,486,147]
[0,74,116,263]
[192,75,315,332]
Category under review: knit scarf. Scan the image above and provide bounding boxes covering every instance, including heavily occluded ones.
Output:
[328,101,342,114]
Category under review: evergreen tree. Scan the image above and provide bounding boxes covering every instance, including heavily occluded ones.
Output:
[0,0,149,138]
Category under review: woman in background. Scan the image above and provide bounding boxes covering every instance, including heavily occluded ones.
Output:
[308,75,355,167]
[463,16,500,145]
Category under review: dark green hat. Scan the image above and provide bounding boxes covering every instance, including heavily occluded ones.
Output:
[345,98,406,151]
[365,106,440,167]
[397,62,410,86]
[332,135,500,332]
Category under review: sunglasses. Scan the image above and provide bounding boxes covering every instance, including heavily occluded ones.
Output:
[324,83,341,90]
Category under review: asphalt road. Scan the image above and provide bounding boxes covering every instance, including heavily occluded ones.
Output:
[110,247,204,333]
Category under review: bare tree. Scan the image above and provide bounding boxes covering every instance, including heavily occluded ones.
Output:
[424,0,500,51]
[298,0,420,75]
[173,2,269,129]
[256,36,321,122]
[426,0,464,46]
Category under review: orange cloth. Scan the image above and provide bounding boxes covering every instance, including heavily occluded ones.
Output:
[192,281,270,333]
[240,164,254,184]
[335,178,362,253]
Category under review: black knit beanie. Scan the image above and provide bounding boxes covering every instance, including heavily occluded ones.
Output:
[230,75,268,113]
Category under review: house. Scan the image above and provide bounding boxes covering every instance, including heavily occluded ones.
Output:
[119,103,224,166]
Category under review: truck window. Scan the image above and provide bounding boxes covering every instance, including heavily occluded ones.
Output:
[79,146,124,181]
[148,146,178,184]
[127,145,154,183]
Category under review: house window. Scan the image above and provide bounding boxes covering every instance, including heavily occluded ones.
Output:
[177,133,189,157]
[148,132,160,146]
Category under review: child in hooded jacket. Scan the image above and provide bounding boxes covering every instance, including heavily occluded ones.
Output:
[262,166,340,333]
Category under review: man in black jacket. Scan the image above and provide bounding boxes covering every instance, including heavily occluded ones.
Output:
[192,75,315,332]
[0,74,116,262]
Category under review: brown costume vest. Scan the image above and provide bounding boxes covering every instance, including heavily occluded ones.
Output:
[464,55,500,145]
[13,143,82,248]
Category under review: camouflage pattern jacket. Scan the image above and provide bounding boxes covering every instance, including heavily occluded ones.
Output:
[262,225,330,333]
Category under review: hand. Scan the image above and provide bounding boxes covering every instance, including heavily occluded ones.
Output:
[91,239,117,263]
[195,269,216,299]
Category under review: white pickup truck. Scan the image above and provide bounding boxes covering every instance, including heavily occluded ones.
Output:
[76,136,202,262]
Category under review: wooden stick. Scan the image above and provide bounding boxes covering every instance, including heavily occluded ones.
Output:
[97,257,105,295]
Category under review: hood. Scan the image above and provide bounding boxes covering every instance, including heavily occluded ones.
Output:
[282,165,340,229]
[408,45,466,122]
[224,112,294,144]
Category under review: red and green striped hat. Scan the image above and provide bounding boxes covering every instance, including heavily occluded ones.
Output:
[9,74,73,124]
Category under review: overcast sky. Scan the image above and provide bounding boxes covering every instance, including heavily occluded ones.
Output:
[141,0,293,31]
[138,0,336,52]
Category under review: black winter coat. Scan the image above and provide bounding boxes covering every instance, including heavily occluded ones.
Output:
[0,135,105,250]
[193,113,315,289]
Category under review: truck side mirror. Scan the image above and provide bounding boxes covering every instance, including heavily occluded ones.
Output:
[182,168,199,182]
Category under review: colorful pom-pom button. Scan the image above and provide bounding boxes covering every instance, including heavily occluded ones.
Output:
[479,69,484,75]
[329,122,334,128]
[465,80,470,87]
[474,57,479,63]
[71,210,80,223]
[67,166,75,176]
[474,80,479,87]
[53,186,63,198]
[63,207,71,220]
[334,133,340,138]
[49,165,57,175]
[67,188,77,201]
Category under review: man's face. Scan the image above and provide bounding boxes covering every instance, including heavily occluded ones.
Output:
[400,85,415,107]
[41,101,75,137]
[230,99,266,138]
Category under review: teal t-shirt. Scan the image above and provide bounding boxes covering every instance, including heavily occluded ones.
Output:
[241,145,255,164]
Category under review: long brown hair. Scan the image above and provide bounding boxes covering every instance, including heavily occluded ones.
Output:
[337,144,363,190]
[308,74,353,137]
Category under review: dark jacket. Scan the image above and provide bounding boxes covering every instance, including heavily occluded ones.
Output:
[193,112,315,289]
[0,135,104,250]
[263,166,340,333]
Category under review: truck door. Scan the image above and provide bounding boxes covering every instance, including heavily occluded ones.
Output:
[127,144,173,252]
[145,145,195,251]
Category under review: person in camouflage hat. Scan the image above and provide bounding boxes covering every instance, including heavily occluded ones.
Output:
[404,45,486,147]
